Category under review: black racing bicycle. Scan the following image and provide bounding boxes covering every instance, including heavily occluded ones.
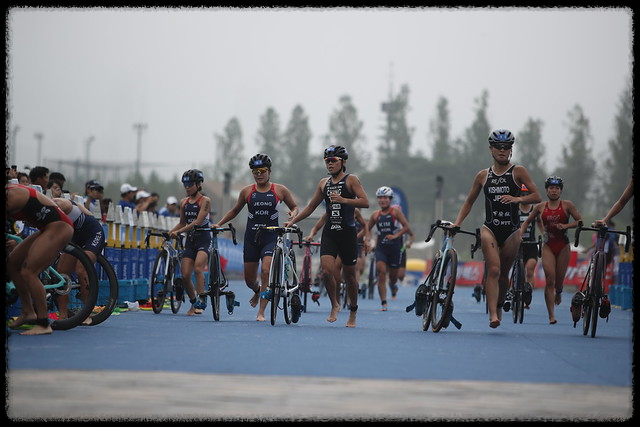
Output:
[572,221,631,338]
[194,224,239,321]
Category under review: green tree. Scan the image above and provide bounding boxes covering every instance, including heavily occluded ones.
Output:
[213,117,244,182]
[602,84,633,225]
[514,118,548,189]
[328,94,368,172]
[379,84,414,168]
[282,105,315,200]
[429,96,454,163]
[255,107,283,161]
[554,104,596,208]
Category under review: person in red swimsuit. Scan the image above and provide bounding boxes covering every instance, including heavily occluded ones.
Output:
[6,183,74,335]
[519,176,582,324]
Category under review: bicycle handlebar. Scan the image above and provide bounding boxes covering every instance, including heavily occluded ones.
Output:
[574,220,631,253]
[193,223,238,245]
[425,220,481,259]
[255,225,304,248]
[145,231,185,249]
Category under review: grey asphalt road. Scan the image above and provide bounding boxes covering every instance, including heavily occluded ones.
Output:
[6,280,633,421]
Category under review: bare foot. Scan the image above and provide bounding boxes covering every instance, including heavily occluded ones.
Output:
[256,313,265,321]
[249,292,260,308]
[555,292,562,305]
[346,311,357,328]
[186,306,195,316]
[489,319,501,328]
[549,318,557,324]
[81,317,93,326]
[327,304,340,323]
[20,325,52,336]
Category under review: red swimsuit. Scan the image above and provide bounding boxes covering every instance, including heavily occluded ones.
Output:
[541,201,569,256]
[7,184,73,230]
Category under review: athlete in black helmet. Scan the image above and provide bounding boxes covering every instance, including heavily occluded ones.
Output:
[285,145,369,327]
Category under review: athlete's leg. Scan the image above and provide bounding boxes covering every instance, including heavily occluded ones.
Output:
[321,254,340,322]
[481,227,502,327]
[181,257,196,315]
[541,245,558,323]
[553,244,571,305]
[499,230,521,305]
[342,263,358,327]
[257,256,272,321]
[376,259,389,309]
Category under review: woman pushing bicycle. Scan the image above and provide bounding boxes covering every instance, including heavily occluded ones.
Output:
[449,129,541,329]
[169,169,212,316]
[213,154,298,322]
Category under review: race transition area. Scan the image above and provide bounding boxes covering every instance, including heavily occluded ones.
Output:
[6,280,633,421]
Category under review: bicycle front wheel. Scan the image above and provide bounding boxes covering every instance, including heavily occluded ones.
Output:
[367,255,377,299]
[511,258,525,324]
[150,250,168,313]
[209,250,222,321]
[50,243,100,330]
[270,247,283,326]
[89,253,119,326]
[431,249,457,332]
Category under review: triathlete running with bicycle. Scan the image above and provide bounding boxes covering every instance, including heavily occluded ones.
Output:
[285,145,369,327]
[213,154,298,322]
[450,129,541,329]
[169,169,213,316]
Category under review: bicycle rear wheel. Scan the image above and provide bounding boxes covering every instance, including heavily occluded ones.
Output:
[88,253,119,326]
[50,243,100,330]
[150,250,168,314]
[431,249,457,332]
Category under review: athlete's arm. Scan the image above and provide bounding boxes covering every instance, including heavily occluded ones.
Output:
[452,169,485,228]
[598,178,633,226]
[285,179,325,227]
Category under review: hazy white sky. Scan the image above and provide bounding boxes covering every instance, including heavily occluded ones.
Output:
[7,6,633,182]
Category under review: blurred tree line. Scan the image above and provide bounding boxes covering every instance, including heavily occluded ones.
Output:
[106,79,633,235]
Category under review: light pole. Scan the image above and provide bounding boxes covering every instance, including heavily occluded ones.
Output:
[34,132,43,166]
[85,135,94,178]
[133,123,147,178]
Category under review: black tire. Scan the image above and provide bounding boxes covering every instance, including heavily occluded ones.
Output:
[421,259,439,331]
[270,248,282,326]
[209,251,222,321]
[367,255,377,299]
[88,253,119,326]
[50,243,100,331]
[431,249,457,332]
[590,253,605,338]
[150,250,168,314]
[290,293,302,323]
[511,258,525,324]
[301,255,312,312]
[169,259,182,314]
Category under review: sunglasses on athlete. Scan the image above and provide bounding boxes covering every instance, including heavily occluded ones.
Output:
[183,181,196,188]
[324,157,341,164]
[251,167,269,175]
[491,142,513,151]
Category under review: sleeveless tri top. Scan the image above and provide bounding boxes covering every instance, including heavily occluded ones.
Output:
[375,209,400,246]
[182,195,210,227]
[483,165,520,229]
[246,183,280,231]
[323,174,356,231]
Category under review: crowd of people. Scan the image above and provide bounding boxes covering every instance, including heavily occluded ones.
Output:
[5,129,634,334]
